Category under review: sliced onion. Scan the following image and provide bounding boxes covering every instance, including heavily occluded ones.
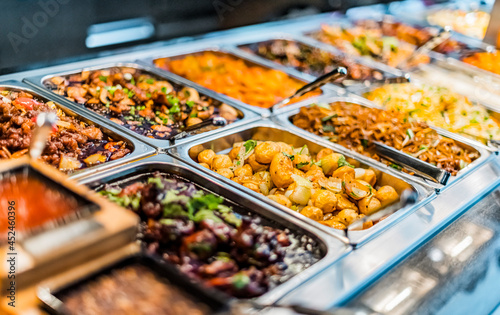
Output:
[289,186,311,206]
[354,168,366,179]
[291,174,313,189]
[259,183,269,196]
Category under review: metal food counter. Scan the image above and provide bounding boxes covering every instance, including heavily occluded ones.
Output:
[1,3,500,314]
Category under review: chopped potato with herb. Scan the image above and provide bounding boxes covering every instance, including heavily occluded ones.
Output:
[196,140,402,230]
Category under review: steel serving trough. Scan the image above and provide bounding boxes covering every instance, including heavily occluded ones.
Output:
[282,11,500,108]
[23,61,260,151]
[348,74,500,150]
[225,31,405,95]
[0,80,155,180]
[167,119,435,246]
[78,154,350,305]
[138,44,339,116]
[272,94,492,190]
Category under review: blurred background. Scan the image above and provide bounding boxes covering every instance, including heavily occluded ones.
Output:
[1,0,454,74]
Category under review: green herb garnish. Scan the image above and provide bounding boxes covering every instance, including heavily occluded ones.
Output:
[282,152,295,161]
[297,161,309,169]
[337,155,354,168]
[243,140,257,154]
[322,114,338,122]
[389,163,402,170]
[323,125,335,132]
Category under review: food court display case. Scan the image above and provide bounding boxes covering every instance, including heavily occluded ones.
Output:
[2,1,500,314]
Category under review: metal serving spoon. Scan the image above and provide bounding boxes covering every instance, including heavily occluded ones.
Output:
[271,67,348,112]
[29,112,58,160]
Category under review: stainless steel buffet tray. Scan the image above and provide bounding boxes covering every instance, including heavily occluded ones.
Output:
[350,75,500,149]
[78,154,350,305]
[272,11,500,112]
[24,61,260,150]
[388,1,492,40]
[220,31,404,94]
[168,119,435,246]
[0,80,155,180]
[139,44,337,116]
[273,94,492,189]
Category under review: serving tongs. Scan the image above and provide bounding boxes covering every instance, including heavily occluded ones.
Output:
[357,73,411,88]
[371,141,451,185]
[344,189,419,244]
[170,116,227,143]
[397,26,452,70]
[29,112,58,160]
[271,67,348,113]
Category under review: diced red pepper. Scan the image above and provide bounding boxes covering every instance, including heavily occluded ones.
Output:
[14,97,39,110]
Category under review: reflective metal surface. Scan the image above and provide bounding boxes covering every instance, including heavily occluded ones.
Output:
[350,72,500,149]
[139,44,339,116]
[272,95,492,190]
[0,8,497,312]
[0,80,155,180]
[345,180,500,315]
[168,119,434,246]
[78,154,351,305]
[224,31,404,94]
[278,155,500,310]
[24,62,260,151]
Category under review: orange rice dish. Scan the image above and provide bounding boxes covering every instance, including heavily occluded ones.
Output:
[154,52,322,109]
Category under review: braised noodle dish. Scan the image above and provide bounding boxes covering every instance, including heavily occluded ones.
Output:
[292,102,480,176]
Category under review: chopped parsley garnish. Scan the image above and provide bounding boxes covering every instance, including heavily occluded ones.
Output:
[389,163,402,170]
[296,161,309,169]
[282,152,295,161]
[169,104,181,114]
[161,86,167,94]
[167,95,180,106]
[105,85,119,96]
[146,78,155,84]
[243,140,257,154]
[323,125,335,132]
[99,75,108,82]
[337,155,354,168]
[186,100,195,108]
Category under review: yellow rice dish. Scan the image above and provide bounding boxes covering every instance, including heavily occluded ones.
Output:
[364,83,500,141]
